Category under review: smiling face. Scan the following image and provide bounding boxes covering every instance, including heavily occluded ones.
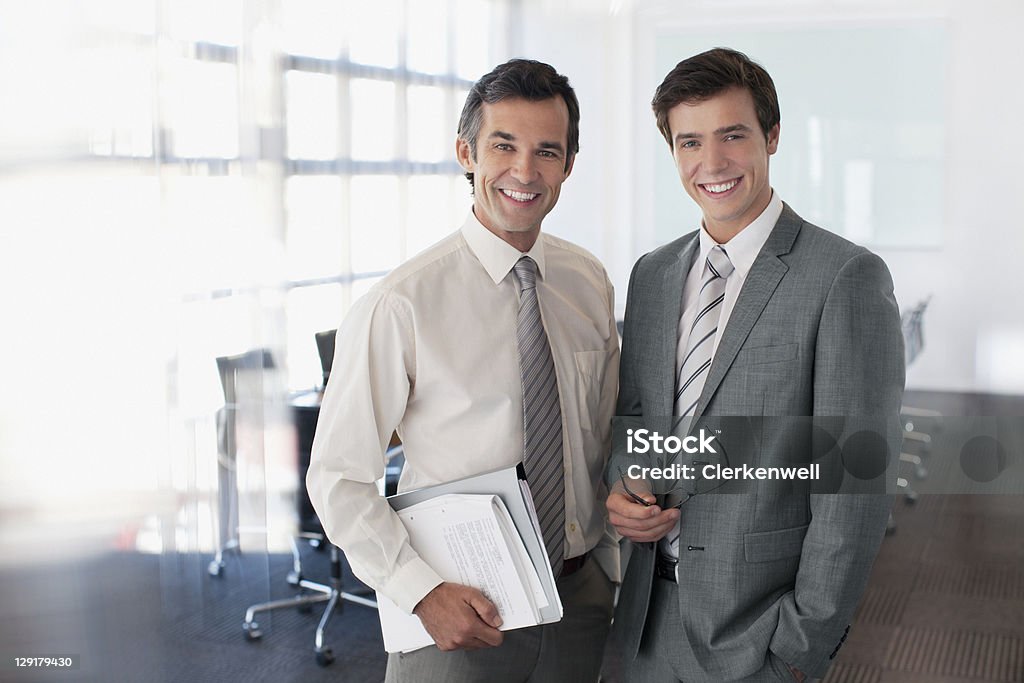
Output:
[456,96,574,251]
[667,86,779,242]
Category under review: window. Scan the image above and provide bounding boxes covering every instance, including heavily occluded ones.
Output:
[33,1,512,557]
[282,0,509,389]
[79,0,509,394]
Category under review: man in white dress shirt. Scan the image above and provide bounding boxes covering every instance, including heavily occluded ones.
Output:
[307,59,620,682]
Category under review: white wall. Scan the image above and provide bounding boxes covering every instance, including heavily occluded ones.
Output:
[520,0,1024,396]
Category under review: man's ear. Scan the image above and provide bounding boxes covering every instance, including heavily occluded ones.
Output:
[563,153,575,180]
[455,137,474,172]
[766,124,780,155]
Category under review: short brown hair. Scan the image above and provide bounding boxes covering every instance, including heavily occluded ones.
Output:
[457,59,579,190]
[652,47,780,147]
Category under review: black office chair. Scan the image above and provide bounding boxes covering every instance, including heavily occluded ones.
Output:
[240,331,403,667]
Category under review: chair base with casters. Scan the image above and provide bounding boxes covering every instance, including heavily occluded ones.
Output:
[242,544,378,667]
[207,538,240,577]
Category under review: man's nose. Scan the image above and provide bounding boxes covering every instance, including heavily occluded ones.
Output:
[511,152,537,183]
[703,143,728,174]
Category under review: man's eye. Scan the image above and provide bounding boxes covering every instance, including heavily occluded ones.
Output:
[538,150,556,158]
[495,143,512,151]
[725,134,743,141]
[679,140,698,149]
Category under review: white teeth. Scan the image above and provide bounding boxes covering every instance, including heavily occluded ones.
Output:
[501,189,539,202]
[703,179,739,194]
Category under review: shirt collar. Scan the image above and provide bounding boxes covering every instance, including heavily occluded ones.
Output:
[697,190,783,278]
[460,210,547,285]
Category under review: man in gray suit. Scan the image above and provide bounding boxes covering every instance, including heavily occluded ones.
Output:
[604,48,905,682]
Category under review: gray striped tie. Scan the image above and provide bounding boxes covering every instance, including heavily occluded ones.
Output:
[674,246,735,417]
[665,245,734,558]
[513,256,565,579]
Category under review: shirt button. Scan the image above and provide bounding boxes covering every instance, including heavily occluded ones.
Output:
[569,523,576,532]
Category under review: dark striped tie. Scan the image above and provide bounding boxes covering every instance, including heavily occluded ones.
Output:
[665,245,734,558]
[513,256,565,579]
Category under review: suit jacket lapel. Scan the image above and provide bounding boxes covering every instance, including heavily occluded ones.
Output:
[653,234,699,418]
[692,205,802,419]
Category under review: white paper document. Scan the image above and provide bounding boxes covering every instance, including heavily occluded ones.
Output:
[377,492,551,653]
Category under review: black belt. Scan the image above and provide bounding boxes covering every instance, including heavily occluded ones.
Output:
[655,553,677,582]
[560,552,588,578]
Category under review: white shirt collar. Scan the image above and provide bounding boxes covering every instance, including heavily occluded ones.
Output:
[460,211,547,285]
[697,191,783,278]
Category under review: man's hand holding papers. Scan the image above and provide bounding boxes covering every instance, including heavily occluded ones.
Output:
[412,583,504,651]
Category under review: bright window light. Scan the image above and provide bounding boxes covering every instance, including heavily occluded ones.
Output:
[351,79,395,161]
[164,57,239,159]
[453,88,471,124]
[348,0,400,68]
[407,176,458,256]
[281,0,346,59]
[350,175,401,273]
[407,0,448,74]
[82,0,157,36]
[454,0,491,80]
[407,85,446,163]
[163,0,242,46]
[162,176,284,293]
[285,176,344,280]
[286,283,344,390]
[285,70,338,160]
[83,46,154,157]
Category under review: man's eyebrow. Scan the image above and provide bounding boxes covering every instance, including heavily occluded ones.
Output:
[538,140,565,153]
[716,123,752,135]
[487,131,565,153]
[674,123,753,143]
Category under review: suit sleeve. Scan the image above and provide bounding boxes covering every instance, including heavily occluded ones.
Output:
[305,289,444,615]
[605,255,645,489]
[591,269,625,582]
[771,251,906,676]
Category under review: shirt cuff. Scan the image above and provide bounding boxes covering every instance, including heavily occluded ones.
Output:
[382,556,445,615]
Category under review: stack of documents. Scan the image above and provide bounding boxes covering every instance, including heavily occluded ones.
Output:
[377,466,563,653]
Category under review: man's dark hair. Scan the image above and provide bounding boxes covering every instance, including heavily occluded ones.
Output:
[457,59,580,189]
[652,47,780,147]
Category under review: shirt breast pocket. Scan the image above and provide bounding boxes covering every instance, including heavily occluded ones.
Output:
[572,349,613,434]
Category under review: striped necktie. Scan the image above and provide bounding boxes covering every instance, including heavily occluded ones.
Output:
[674,245,735,417]
[513,256,565,579]
[665,245,734,559]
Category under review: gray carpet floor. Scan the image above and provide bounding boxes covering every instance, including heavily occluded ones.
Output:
[1,390,1020,682]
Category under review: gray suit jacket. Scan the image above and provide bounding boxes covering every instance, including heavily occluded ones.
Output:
[608,205,905,681]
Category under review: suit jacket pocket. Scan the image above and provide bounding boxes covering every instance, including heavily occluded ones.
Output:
[744,523,809,563]
[732,343,798,367]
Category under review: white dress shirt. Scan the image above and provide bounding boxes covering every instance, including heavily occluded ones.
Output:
[307,212,620,615]
[676,191,784,372]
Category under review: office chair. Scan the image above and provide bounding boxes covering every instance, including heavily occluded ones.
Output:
[240,331,403,666]
[208,349,275,577]
[242,440,403,666]
[898,298,940,499]
[208,350,329,583]
[242,544,380,666]
[888,298,942,533]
